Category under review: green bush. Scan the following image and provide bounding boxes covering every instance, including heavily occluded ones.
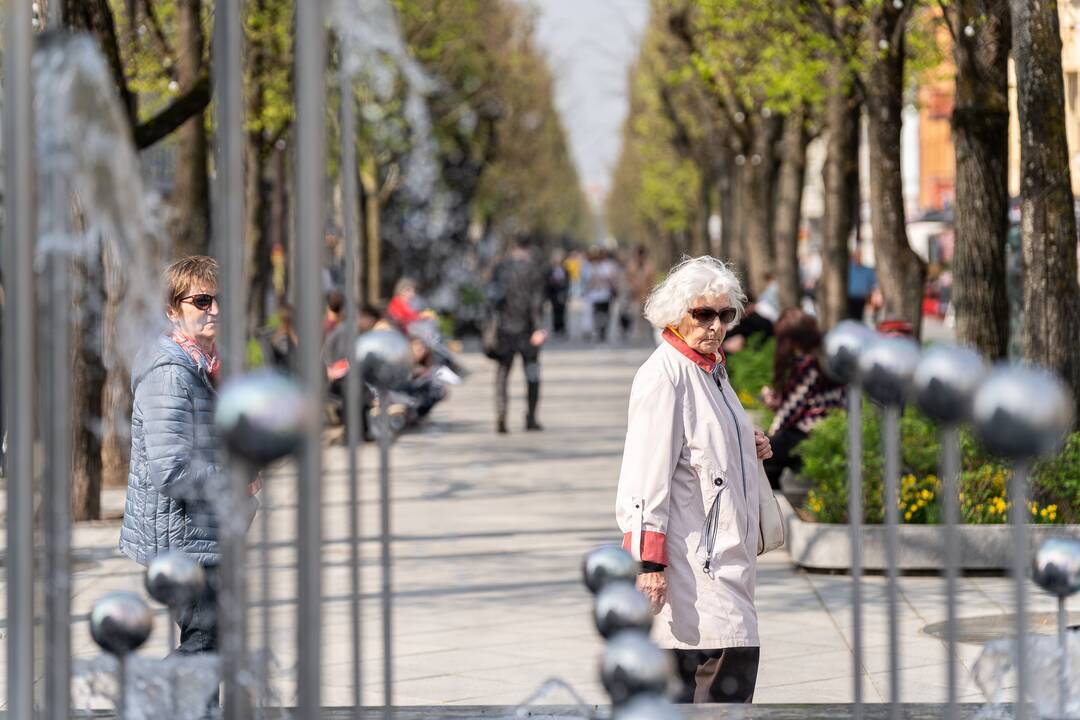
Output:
[798,403,1079,525]
[726,334,775,427]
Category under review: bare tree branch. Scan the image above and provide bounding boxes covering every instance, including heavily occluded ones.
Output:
[133,73,212,149]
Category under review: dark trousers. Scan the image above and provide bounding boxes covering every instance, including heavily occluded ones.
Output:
[673,647,760,703]
[551,300,567,336]
[763,427,808,489]
[846,296,867,321]
[494,332,540,423]
[176,565,219,655]
[592,301,611,342]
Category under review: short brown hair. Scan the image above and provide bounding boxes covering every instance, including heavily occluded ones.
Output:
[164,255,219,310]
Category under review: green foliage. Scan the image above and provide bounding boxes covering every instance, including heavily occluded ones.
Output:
[799,404,1080,525]
[725,334,775,426]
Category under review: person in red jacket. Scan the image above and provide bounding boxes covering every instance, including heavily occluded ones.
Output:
[386,277,422,331]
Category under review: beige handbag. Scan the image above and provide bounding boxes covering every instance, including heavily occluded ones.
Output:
[757,462,786,555]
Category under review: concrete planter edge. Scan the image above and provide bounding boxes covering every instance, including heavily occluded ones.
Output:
[777,494,1080,571]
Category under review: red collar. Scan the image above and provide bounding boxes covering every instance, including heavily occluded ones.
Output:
[661,328,725,374]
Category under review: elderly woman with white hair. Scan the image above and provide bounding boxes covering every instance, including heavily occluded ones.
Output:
[616,255,773,704]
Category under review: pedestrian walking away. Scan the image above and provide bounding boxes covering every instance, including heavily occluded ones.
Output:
[119,255,258,656]
[485,237,547,434]
[615,255,774,704]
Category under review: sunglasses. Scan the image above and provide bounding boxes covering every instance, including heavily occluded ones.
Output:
[689,306,737,326]
[179,293,219,311]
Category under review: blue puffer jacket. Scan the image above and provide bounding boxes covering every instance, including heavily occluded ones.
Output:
[119,335,227,567]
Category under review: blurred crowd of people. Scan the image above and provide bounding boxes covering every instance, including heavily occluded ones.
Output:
[258,277,463,441]
[542,244,657,344]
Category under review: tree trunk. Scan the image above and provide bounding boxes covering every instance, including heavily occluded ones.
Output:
[743,117,782,295]
[951,0,1011,360]
[773,107,809,312]
[360,152,382,304]
[70,252,105,520]
[717,158,736,261]
[98,239,132,489]
[820,60,859,330]
[692,173,712,257]
[866,10,925,333]
[172,0,210,258]
[1010,0,1080,419]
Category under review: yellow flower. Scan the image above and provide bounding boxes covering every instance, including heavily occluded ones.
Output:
[904,511,912,521]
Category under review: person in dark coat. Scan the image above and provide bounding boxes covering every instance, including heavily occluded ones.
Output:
[761,309,845,489]
[119,256,256,655]
[488,238,547,433]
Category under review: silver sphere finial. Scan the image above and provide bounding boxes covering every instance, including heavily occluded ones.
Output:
[1032,537,1080,598]
[600,631,674,705]
[858,335,921,406]
[971,365,1074,459]
[583,545,639,595]
[355,329,413,388]
[911,344,987,424]
[89,591,153,656]
[215,371,314,465]
[823,321,876,384]
[145,552,206,610]
[595,583,653,639]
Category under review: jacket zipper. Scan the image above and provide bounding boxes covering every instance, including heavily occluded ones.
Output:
[713,366,750,545]
[702,482,723,573]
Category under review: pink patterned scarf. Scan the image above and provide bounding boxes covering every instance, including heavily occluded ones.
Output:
[170,330,221,386]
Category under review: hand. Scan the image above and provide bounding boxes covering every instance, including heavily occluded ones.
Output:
[530,329,548,347]
[754,430,773,460]
[760,385,779,410]
[636,571,668,614]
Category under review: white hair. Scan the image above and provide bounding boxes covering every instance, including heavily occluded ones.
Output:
[643,255,747,329]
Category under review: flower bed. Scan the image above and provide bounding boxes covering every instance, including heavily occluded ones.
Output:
[797,404,1080,526]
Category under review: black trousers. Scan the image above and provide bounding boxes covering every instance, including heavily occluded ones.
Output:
[763,427,808,489]
[176,565,219,655]
[673,647,760,703]
[494,332,541,422]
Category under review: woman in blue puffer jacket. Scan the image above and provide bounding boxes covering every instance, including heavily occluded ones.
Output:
[119,255,248,655]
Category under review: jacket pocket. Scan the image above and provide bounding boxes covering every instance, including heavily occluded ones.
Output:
[698,473,727,572]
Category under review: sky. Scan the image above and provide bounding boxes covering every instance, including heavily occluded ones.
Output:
[524,0,651,208]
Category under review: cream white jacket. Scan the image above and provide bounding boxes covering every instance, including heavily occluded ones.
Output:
[616,331,761,649]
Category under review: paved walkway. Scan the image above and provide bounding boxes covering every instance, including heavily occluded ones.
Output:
[1,342,1074,710]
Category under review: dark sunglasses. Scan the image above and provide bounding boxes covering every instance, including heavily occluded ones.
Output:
[179,293,219,311]
[689,306,737,325]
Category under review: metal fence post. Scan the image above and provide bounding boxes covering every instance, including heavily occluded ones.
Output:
[212,0,252,716]
[295,0,327,716]
[339,56,365,719]
[4,1,38,717]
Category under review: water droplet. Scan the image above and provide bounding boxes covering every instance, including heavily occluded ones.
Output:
[964,24,976,37]
[879,39,890,51]
[735,154,747,166]
[735,112,746,123]
[168,80,180,93]
[751,154,763,165]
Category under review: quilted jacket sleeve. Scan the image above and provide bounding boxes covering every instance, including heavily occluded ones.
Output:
[138,364,221,501]
[615,366,683,566]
